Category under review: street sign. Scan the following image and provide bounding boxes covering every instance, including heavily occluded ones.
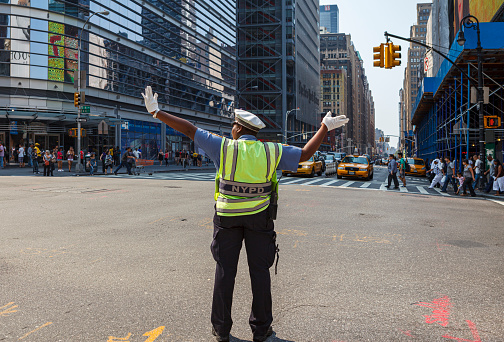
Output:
[76,118,87,123]
[121,121,129,130]
[81,105,90,113]
[98,120,109,135]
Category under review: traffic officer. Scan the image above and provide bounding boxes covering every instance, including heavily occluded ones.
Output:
[142,86,349,341]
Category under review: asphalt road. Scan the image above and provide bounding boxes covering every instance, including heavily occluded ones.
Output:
[1,174,503,342]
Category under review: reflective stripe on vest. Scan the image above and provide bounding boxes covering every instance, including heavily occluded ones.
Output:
[215,138,282,216]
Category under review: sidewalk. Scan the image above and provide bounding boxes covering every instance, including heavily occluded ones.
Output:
[0,161,216,177]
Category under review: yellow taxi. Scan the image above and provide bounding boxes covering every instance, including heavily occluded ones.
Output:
[405,158,427,177]
[282,156,323,177]
[337,155,374,180]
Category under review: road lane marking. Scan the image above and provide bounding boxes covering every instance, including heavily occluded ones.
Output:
[320,179,339,187]
[379,183,387,191]
[360,182,371,188]
[302,179,324,186]
[340,181,354,187]
[143,326,166,342]
[400,186,408,192]
[280,178,304,185]
[0,302,18,317]
[417,186,429,194]
[18,322,52,340]
[433,188,450,196]
[488,199,504,206]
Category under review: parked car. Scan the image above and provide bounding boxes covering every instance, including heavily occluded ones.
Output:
[282,155,324,177]
[337,155,374,180]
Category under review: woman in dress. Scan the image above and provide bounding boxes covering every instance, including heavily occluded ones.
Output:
[493,158,504,196]
[67,147,74,172]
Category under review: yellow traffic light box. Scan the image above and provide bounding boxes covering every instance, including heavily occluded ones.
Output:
[484,116,501,129]
[74,92,80,107]
[385,43,401,69]
[373,44,385,68]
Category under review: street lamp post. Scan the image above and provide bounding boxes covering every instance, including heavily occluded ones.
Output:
[457,15,485,172]
[284,108,299,144]
[75,10,109,172]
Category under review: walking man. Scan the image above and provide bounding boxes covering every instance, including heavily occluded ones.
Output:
[113,147,135,175]
[141,86,348,341]
[441,156,456,193]
[428,158,443,189]
[397,152,407,187]
[386,154,399,189]
[472,154,482,190]
[484,155,495,193]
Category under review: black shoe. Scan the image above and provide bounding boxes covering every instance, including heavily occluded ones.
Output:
[212,327,229,342]
[385,185,390,188]
[114,172,118,175]
[393,187,399,189]
[253,326,274,342]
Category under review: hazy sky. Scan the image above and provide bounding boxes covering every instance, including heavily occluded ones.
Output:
[319,0,425,147]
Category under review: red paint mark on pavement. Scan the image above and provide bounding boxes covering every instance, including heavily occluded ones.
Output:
[442,320,482,342]
[436,240,451,251]
[398,329,414,337]
[414,295,452,327]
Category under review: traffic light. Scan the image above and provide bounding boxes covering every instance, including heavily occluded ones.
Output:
[373,44,385,68]
[385,43,401,69]
[484,116,501,129]
[74,92,80,107]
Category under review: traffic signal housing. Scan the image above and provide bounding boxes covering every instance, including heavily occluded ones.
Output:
[484,116,501,129]
[74,92,80,107]
[385,43,401,69]
[373,44,385,68]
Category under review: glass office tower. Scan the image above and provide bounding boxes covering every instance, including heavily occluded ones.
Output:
[0,0,236,159]
[319,4,338,33]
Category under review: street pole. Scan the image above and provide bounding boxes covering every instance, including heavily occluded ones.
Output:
[458,15,485,174]
[76,10,109,173]
[284,108,299,144]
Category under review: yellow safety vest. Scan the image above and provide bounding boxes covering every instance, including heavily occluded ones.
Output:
[215,138,282,216]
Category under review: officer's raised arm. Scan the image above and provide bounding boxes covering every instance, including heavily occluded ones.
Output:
[142,86,197,139]
[299,111,349,162]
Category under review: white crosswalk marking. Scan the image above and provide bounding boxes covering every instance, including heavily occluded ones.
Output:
[280,178,305,185]
[320,180,339,187]
[379,183,387,191]
[302,179,324,186]
[434,187,450,196]
[417,186,428,194]
[360,182,371,188]
[340,181,354,187]
[400,186,408,192]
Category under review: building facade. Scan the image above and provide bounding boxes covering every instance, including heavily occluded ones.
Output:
[320,33,375,155]
[319,4,339,34]
[399,2,431,156]
[0,0,236,160]
[236,0,320,144]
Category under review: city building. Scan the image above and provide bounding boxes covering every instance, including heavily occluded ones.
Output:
[320,33,375,155]
[0,0,236,160]
[237,0,320,144]
[412,0,504,167]
[319,4,339,34]
[399,2,431,156]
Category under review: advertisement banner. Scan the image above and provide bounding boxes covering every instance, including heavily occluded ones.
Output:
[48,21,65,81]
[64,25,78,83]
[470,0,504,22]
[10,0,31,78]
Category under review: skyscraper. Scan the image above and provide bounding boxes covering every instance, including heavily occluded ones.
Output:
[319,5,339,33]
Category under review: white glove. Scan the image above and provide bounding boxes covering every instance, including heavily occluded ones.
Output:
[322,111,349,131]
[141,86,159,116]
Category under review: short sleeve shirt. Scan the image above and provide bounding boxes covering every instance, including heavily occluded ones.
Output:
[194,128,302,172]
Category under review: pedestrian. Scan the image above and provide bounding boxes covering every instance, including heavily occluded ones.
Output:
[197,152,202,167]
[484,155,495,193]
[10,146,16,162]
[100,150,107,174]
[455,172,464,195]
[441,156,456,193]
[0,141,5,169]
[397,152,406,187]
[18,144,25,167]
[50,150,56,176]
[175,150,180,165]
[165,150,169,166]
[141,86,349,342]
[460,159,476,197]
[55,148,63,171]
[492,158,504,196]
[43,150,52,176]
[104,150,114,174]
[133,148,141,159]
[192,151,198,166]
[89,152,97,176]
[385,154,399,189]
[428,159,443,189]
[113,147,134,175]
[472,154,483,190]
[27,143,33,167]
[158,150,164,166]
[67,147,74,172]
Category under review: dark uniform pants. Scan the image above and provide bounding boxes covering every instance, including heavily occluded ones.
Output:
[211,209,277,338]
